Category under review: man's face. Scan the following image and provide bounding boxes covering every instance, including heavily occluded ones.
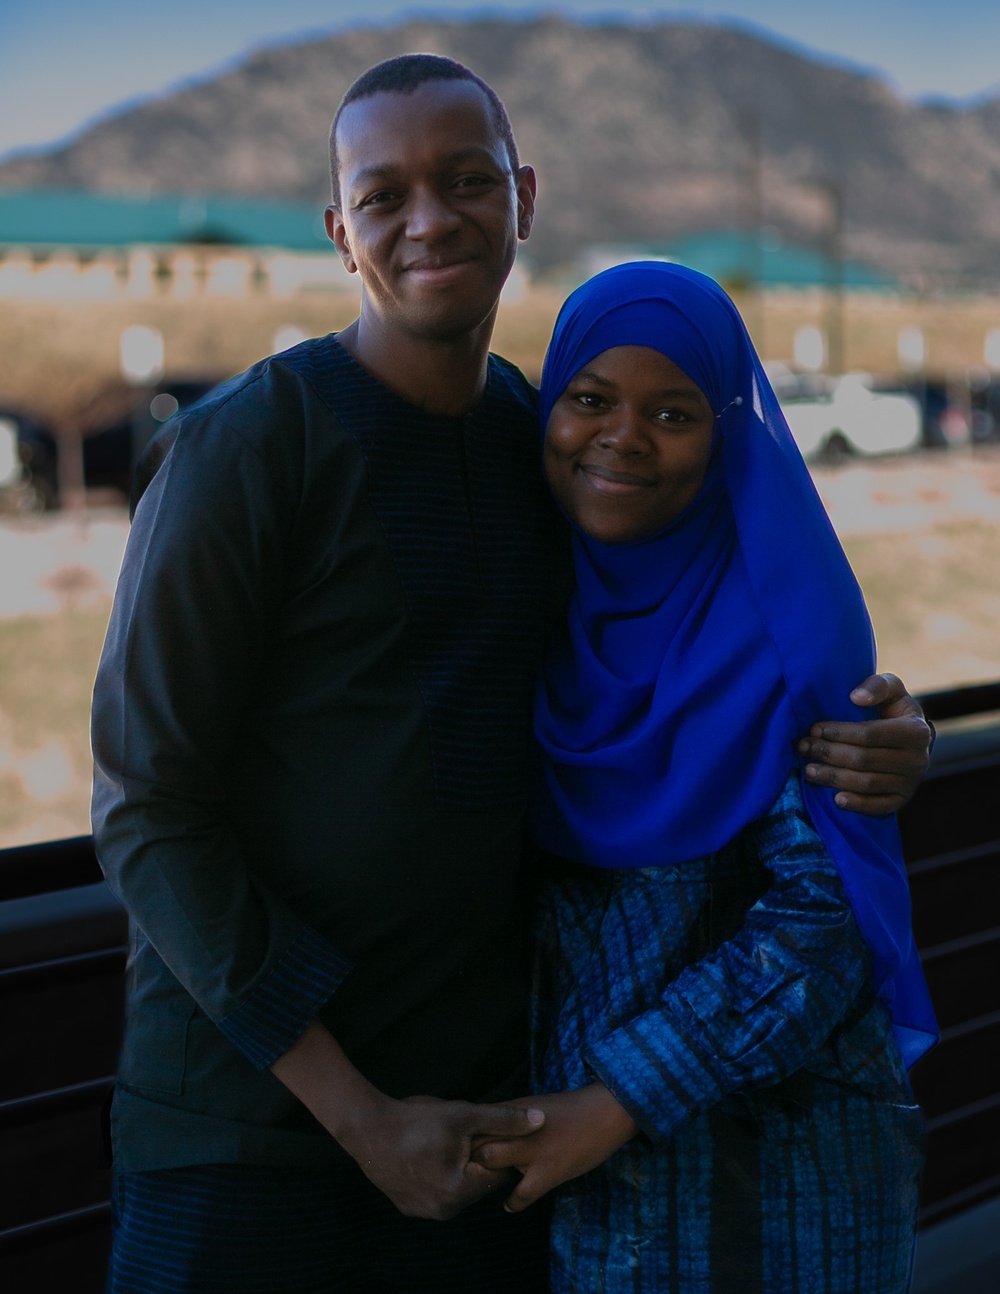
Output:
[326,81,535,343]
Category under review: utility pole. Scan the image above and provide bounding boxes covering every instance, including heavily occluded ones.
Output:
[815,178,845,375]
[739,110,764,349]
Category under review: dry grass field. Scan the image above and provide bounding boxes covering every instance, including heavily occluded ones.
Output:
[0,287,568,430]
[0,605,113,846]
[2,283,1000,851]
[2,446,1000,851]
[1,286,999,431]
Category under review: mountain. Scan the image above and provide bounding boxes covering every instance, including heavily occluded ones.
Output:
[3,15,999,287]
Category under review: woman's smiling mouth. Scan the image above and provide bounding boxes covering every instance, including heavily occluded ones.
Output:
[579,463,657,493]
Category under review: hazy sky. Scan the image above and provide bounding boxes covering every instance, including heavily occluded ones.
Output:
[2,0,999,161]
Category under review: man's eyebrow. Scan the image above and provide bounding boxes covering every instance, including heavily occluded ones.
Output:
[349,164,400,190]
[349,148,507,190]
[442,146,507,167]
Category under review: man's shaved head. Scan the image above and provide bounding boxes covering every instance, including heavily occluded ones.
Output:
[329,53,519,209]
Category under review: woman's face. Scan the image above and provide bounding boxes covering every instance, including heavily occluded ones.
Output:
[544,345,717,544]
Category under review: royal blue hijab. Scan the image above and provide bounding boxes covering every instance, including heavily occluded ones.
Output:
[532,261,936,1068]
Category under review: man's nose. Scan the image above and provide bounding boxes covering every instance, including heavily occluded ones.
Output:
[406,187,462,241]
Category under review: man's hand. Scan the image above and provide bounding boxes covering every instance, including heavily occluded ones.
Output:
[338,1092,544,1220]
[271,1020,544,1220]
[470,1084,638,1214]
[797,673,933,815]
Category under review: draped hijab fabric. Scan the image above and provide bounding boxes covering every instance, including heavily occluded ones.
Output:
[532,261,936,1067]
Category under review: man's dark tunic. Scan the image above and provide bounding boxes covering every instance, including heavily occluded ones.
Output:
[92,337,565,1173]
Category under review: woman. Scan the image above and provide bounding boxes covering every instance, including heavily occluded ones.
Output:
[474,262,937,1293]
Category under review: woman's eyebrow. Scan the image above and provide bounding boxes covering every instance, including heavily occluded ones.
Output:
[571,371,704,400]
[573,369,616,388]
[653,388,706,401]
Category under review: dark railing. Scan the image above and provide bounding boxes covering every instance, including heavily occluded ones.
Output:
[1,684,998,1289]
[0,837,125,1293]
[901,683,1000,1225]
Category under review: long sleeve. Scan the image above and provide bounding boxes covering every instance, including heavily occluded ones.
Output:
[582,773,875,1141]
[91,369,352,1072]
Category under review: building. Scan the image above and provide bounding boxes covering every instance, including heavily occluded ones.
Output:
[0,189,357,300]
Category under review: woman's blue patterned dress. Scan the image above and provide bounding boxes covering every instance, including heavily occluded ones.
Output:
[532,772,925,1294]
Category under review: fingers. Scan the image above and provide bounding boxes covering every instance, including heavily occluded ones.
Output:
[798,717,930,756]
[797,736,925,782]
[470,1138,528,1172]
[824,790,907,816]
[850,672,927,722]
[802,761,911,794]
[849,672,905,707]
[463,1103,545,1140]
[461,1159,515,1197]
[802,762,909,814]
[800,718,930,814]
[404,1163,510,1220]
[502,1167,548,1215]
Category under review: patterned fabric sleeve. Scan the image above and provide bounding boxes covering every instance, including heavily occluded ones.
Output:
[217,926,354,1071]
[583,772,874,1142]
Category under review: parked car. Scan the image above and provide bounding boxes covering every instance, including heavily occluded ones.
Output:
[773,370,922,463]
[2,381,220,509]
[0,408,58,511]
[83,380,219,502]
[971,376,1000,443]
[0,414,19,488]
[897,378,970,448]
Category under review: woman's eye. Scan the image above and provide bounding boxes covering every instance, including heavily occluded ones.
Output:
[656,408,690,424]
[575,392,607,410]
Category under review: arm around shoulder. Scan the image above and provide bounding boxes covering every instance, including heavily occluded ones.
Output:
[798,672,932,814]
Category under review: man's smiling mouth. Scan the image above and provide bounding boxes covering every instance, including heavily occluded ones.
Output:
[406,255,477,276]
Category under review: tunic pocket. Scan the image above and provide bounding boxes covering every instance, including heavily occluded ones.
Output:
[118,933,197,1097]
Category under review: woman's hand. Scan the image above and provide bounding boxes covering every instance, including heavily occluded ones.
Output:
[797,673,933,815]
[272,1021,545,1220]
[337,1092,544,1220]
[471,1083,638,1213]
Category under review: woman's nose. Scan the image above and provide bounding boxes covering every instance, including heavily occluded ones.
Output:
[598,409,645,453]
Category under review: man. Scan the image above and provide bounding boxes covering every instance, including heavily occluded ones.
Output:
[92,55,932,1293]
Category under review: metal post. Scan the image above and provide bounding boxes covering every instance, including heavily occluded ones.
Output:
[817,179,845,375]
[739,111,764,349]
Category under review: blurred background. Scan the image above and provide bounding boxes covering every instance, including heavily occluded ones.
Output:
[2,0,1000,848]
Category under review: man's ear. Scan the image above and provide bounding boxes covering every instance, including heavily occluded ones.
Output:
[515,166,537,242]
[325,206,357,274]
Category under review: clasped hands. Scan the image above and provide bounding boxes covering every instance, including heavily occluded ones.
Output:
[343,1082,636,1220]
[271,1020,555,1221]
[272,1019,633,1221]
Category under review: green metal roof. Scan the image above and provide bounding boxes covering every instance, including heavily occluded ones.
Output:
[0,188,330,252]
[599,230,899,291]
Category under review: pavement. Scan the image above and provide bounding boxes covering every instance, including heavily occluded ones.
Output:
[811,443,1000,536]
[0,507,128,618]
[911,1193,1000,1293]
[2,445,1000,620]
